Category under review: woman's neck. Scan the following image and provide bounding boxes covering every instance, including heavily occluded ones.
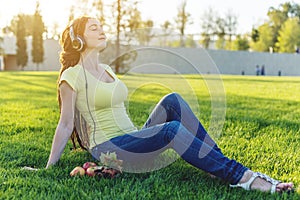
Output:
[79,49,100,71]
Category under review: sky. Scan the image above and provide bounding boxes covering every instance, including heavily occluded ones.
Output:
[0,0,299,35]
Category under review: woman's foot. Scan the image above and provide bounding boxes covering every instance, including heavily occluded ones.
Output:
[237,170,294,193]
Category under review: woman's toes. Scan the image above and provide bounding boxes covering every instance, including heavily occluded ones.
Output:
[276,182,294,192]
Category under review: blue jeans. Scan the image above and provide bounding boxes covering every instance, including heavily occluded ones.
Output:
[91,93,248,184]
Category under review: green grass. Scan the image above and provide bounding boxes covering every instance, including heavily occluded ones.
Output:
[0,71,299,200]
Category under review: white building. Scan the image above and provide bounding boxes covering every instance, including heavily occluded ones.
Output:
[1,35,61,71]
[1,35,300,76]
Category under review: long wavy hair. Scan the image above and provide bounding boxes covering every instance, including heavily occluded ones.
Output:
[58,16,91,150]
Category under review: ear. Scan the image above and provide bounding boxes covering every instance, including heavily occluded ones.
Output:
[72,35,85,52]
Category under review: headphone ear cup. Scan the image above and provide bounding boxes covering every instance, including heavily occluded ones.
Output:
[72,35,85,52]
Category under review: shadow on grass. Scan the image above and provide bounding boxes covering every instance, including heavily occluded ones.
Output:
[0,72,299,199]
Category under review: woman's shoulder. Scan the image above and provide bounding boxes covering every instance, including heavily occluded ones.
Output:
[65,65,82,73]
[60,65,83,84]
[62,65,82,76]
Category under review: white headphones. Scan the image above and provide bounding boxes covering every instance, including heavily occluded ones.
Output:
[69,25,85,52]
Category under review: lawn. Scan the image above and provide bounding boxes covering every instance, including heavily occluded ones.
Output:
[0,71,299,200]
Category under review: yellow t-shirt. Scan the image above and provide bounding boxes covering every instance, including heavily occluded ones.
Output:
[60,64,137,149]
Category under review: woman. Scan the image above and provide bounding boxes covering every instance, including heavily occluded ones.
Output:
[46,16,293,193]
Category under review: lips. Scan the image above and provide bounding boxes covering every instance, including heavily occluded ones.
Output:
[99,33,106,40]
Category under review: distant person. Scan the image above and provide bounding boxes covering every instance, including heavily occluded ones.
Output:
[255,65,260,76]
[45,16,294,194]
[261,65,265,76]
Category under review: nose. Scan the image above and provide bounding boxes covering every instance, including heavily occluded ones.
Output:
[100,30,106,38]
[100,32,106,39]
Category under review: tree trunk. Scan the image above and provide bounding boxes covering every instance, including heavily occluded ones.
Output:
[115,0,121,73]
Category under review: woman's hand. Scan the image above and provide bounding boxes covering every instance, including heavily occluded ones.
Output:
[22,166,39,171]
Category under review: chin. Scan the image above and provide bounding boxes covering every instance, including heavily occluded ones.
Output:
[97,41,107,51]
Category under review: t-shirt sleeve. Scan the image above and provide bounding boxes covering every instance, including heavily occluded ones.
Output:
[59,67,80,92]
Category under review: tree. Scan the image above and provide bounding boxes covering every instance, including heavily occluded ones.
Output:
[73,0,90,16]
[267,3,290,52]
[92,0,105,26]
[68,5,75,23]
[0,37,4,59]
[174,0,192,47]
[160,20,172,46]
[215,37,226,49]
[276,17,300,53]
[16,14,28,70]
[48,22,60,40]
[223,11,238,44]
[31,1,45,71]
[135,20,154,46]
[199,7,217,49]
[115,0,122,73]
[200,7,238,50]
[4,14,33,36]
[214,11,237,50]
[290,3,300,19]
[126,1,142,42]
[263,2,300,52]
[215,17,226,49]
[250,23,274,52]
[249,2,300,53]
[185,34,197,48]
[251,28,259,42]
[110,0,141,73]
[231,35,250,51]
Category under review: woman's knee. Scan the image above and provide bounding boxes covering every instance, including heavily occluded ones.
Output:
[161,92,183,106]
[165,92,181,100]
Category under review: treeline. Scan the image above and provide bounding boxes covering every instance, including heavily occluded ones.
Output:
[1,0,300,71]
[2,2,45,70]
[199,1,300,53]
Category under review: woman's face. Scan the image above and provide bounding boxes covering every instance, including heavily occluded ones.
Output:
[83,18,107,51]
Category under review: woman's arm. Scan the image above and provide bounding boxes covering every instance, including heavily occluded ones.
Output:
[46,82,76,169]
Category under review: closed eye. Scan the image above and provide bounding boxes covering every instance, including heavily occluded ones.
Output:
[89,25,98,31]
[89,24,103,31]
